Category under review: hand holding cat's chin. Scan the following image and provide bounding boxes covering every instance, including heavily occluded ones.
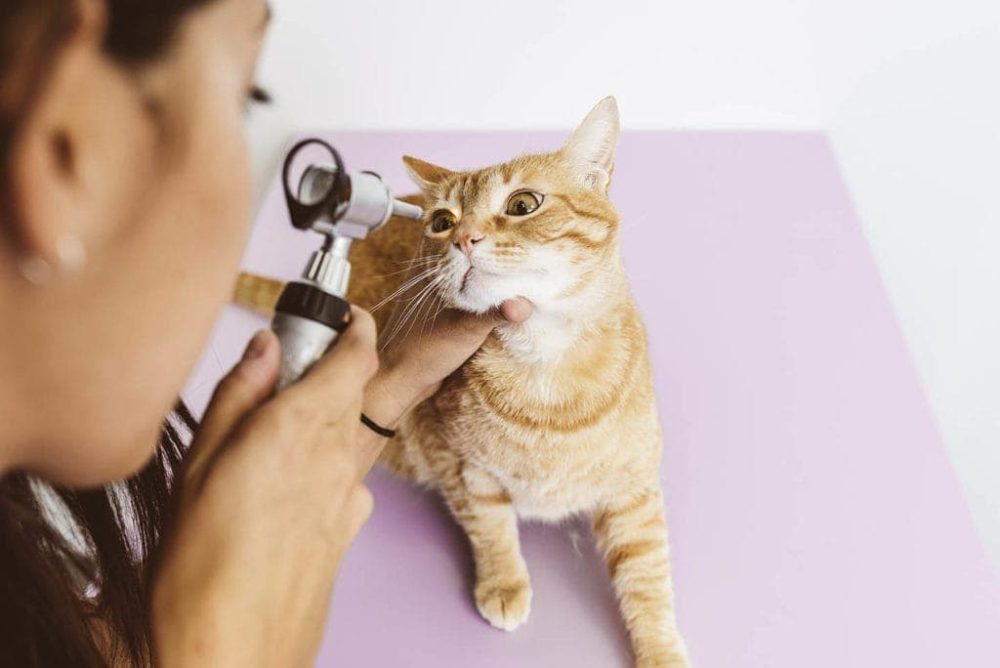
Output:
[363,297,534,427]
[498,297,535,324]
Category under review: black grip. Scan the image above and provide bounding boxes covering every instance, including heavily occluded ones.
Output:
[274,282,351,332]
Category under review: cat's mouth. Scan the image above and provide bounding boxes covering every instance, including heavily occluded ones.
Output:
[460,266,501,293]
[460,267,474,292]
[446,262,516,314]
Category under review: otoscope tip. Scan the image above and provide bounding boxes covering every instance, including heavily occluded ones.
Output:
[392,199,424,221]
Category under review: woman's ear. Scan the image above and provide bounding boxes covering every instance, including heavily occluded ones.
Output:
[402,155,454,191]
[8,0,150,280]
[561,96,621,192]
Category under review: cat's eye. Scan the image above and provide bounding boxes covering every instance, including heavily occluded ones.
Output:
[430,211,456,234]
[506,191,543,217]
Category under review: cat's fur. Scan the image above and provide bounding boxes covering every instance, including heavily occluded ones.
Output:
[235,98,690,667]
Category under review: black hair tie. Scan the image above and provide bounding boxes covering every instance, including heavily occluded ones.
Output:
[360,413,396,439]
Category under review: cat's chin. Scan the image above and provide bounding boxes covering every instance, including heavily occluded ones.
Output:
[437,273,498,314]
[444,267,537,315]
[441,282,520,316]
[443,290,505,315]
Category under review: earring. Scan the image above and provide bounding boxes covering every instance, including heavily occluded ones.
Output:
[17,255,53,285]
[56,234,87,272]
[17,233,87,286]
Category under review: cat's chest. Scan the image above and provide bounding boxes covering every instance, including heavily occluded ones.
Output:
[437,368,635,512]
[425,309,655,514]
[461,425,614,519]
[455,328,639,434]
[501,468,606,521]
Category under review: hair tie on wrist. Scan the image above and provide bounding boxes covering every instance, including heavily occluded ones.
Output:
[360,413,396,438]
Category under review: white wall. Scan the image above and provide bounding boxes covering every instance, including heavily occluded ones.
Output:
[827,26,1000,568]
[249,0,1000,567]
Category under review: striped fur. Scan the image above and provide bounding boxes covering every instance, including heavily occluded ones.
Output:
[232,98,690,666]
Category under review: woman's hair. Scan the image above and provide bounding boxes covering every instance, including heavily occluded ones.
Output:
[0,1,213,665]
[0,408,194,666]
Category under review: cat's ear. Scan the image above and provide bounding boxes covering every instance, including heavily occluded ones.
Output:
[403,155,455,191]
[561,96,621,192]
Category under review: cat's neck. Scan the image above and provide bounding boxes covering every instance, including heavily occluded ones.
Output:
[494,263,629,365]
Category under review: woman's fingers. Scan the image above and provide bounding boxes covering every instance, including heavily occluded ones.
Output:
[281,306,379,413]
[499,297,534,324]
[434,297,534,346]
[184,330,280,487]
[365,296,536,424]
[402,296,534,362]
[187,308,377,491]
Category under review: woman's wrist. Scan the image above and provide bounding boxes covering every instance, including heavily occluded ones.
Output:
[362,367,425,430]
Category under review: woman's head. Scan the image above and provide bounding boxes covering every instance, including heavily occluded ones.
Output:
[0,0,270,487]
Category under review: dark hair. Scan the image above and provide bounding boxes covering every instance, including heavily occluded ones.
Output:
[0,406,195,667]
[0,1,213,665]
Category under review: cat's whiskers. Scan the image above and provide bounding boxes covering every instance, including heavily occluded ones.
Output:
[381,286,433,349]
[422,294,448,338]
[398,255,441,268]
[402,279,442,343]
[372,256,441,279]
[380,274,445,350]
[423,281,451,334]
[371,267,439,312]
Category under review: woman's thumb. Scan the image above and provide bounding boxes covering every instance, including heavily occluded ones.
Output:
[184,330,280,488]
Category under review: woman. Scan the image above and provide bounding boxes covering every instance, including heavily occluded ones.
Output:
[0,0,531,665]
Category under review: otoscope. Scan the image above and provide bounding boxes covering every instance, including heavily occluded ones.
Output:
[273,138,423,389]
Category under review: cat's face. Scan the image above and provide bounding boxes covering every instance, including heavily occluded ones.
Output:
[404,97,622,315]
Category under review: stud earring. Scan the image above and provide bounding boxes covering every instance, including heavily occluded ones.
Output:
[17,233,87,286]
[17,255,53,285]
[56,234,86,272]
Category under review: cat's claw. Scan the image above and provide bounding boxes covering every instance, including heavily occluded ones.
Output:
[474,579,532,632]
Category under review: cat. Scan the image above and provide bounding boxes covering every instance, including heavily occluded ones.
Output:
[235,97,690,668]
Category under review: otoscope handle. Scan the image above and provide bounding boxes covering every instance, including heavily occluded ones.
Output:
[271,282,351,390]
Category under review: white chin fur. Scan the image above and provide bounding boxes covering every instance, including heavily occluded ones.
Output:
[444,267,571,315]
[444,270,511,313]
[441,246,577,315]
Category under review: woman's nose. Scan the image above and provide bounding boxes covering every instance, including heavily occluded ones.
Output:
[454,232,485,258]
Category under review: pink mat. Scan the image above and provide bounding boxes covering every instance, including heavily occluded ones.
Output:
[184,131,1000,667]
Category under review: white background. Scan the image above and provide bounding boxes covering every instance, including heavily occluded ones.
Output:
[249,0,1000,569]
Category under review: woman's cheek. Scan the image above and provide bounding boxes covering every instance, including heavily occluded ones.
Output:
[181,111,253,267]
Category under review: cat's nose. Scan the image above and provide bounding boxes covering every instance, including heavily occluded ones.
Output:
[454,232,485,258]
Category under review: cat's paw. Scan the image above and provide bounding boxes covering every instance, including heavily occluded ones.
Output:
[474,578,532,632]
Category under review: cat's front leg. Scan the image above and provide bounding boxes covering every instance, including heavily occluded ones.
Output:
[441,465,532,632]
[593,485,690,668]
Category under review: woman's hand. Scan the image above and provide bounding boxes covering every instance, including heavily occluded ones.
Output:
[152,309,379,668]
[363,298,534,430]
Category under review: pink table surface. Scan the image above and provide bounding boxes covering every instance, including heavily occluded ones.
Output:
[184,131,1000,667]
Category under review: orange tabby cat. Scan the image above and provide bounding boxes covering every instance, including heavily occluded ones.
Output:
[236,98,690,667]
